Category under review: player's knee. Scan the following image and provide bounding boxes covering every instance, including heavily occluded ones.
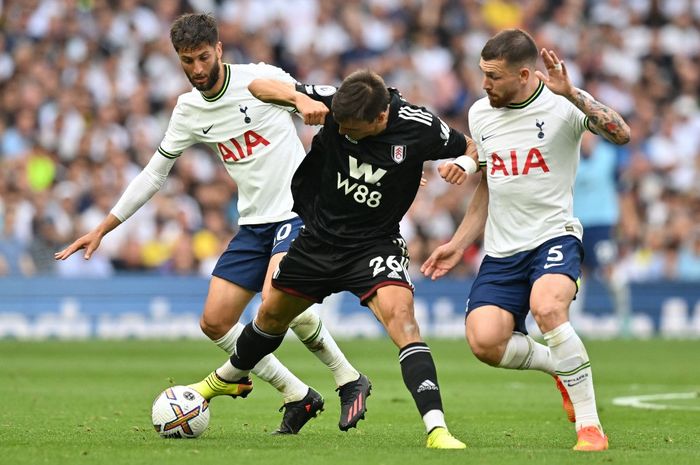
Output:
[384,305,420,340]
[256,306,292,333]
[467,335,502,366]
[199,314,231,341]
[531,304,567,332]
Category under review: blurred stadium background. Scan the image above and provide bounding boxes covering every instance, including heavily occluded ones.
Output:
[1,0,700,340]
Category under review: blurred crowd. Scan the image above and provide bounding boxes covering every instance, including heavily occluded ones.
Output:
[1,0,699,282]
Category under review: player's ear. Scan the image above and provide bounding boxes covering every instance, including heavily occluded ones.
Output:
[519,66,530,83]
[377,105,390,124]
[216,41,223,58]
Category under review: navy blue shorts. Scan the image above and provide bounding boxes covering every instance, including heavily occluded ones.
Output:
[212,217,303,292]
[467,235,583,334]
[581,225,617,272]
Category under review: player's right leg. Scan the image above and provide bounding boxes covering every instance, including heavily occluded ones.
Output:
[196,276,308,402]
[212,287,317,394]
[264,252,361,390]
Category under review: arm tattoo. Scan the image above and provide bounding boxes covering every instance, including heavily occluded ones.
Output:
[570,89,630,145]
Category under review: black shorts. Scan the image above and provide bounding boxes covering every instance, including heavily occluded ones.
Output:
[272,229,415,305]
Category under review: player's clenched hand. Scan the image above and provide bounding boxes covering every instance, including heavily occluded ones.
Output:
[420,242,463,281]
[54,230,104,261]
[438,162,467,185]
[296,95,329,126]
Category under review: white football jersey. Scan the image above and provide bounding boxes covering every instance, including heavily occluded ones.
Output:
[468,81,590,257]
[158,63,304,225]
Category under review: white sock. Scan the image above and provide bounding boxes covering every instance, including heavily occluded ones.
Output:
[215,359,249,383]
[213,323,244,355]
[423,409,447,433]
[289,309,360,386]
[543,322,602,431]
[214,324,308,403]
[250,354,309,404]
[498,332,555,374]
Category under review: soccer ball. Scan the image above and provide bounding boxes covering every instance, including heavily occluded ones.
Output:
[152,385,210,438]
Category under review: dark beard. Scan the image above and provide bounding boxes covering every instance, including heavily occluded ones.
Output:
[190,59,221,92]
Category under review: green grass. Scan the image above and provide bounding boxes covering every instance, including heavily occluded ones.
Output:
[1,338,699,465]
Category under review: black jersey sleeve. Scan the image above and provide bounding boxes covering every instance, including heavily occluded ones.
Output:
[424,112,468,161]
[394,100,468,162]
[294,83,338,109]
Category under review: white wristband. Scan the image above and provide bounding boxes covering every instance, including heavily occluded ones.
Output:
[453,155,477,174]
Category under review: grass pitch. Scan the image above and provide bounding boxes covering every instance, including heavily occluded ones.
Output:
[1,338,699,465]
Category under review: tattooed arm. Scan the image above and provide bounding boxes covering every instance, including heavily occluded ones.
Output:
[534,48,631,145]
[566,88,631,145]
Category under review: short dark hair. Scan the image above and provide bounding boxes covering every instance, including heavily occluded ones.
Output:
[331,70,390,123]
[170,13,219,53]
[481,29,538,69]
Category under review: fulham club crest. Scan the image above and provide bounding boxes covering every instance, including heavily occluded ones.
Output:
[391,145,406,164]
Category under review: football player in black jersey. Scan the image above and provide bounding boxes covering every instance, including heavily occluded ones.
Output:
[193,69,477,448]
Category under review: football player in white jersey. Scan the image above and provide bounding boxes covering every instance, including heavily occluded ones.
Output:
[421,29,630,451]
[54,13,367,435]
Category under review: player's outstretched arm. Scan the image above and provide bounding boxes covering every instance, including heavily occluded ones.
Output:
[534,48,630,145]
[54,214,121,260]
[421,170,489,280]
[55,152,174,260]
[248,79,328,125]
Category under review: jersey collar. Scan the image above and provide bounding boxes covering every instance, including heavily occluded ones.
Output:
[201,63,231,102]
[506,80,544,109]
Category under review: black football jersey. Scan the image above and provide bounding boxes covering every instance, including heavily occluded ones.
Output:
[292,84,468,246]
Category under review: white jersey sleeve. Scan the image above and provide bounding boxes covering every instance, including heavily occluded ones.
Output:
[158,100,196,158]
[110,152,176,222]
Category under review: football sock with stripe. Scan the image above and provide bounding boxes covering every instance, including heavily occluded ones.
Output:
[217,321,286,381]
[399,342,447,433]
[289,309,360,387]
[498,331,555,374]
[214,323,307,402]
[543,322,602,431]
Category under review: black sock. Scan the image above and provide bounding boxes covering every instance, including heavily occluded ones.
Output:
[230,321,286,371]
[398,342,443,416]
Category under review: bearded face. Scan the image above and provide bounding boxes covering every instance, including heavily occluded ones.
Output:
[178,43,222,93]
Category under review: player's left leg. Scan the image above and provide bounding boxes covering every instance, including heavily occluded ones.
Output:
[367,285,466,449]
[531,273,608,451]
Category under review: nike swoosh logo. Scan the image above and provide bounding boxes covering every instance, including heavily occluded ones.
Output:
[543,262,564,269]
[481,134,496,141]
[202,125,214,134]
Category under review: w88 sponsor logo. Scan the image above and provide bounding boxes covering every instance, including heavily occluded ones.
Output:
[336,155,386,207]
[336,173,382,207]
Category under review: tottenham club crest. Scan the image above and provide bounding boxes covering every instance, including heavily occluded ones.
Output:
[391,145,406,164]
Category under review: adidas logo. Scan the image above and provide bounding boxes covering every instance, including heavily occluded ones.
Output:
[387,270,401,279]
[417,380,439,393]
